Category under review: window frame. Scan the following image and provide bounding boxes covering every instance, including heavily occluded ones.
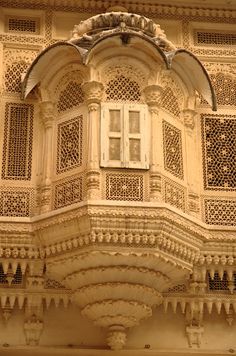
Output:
[100,103,149,170]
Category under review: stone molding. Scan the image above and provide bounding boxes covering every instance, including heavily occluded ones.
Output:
[0,0,235,18]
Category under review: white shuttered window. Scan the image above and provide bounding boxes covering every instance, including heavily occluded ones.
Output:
[101,103,149,169]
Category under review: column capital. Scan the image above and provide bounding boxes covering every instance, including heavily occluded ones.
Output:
[82,81,104,104]
[181,109,198,130]
[40,101,55,127]
[143,84,163,107]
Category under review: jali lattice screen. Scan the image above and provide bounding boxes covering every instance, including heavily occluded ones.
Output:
[163,120,184,180]
[202,114,236,191]
[56,116,83,174]
[2,103,34,180]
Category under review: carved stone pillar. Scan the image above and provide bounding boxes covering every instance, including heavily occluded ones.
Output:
[82,81,104,200]
[39,101,55,213]
[143,84,163,201]
[182,109,200,216]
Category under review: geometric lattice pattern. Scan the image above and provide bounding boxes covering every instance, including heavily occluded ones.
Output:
[201,115,236,190]
[208,272,229,291]
[211,73,236,106]
[0,264,23,286]
[57,81,84,113]
[45,279,66,289]
[106,173,143,201]
[54,176,83,209]
[7,17,38,34]
[161,87,181,117]
[167,284,187,293]
[105,75,141,103]
[164,178,186,212]
[195,31,236,46]
[5,61,29,93]
[56,116,83,174]
[163,121,184,179]
[204,199,236,226]
[0,190,31,217]
[4,48,38,93]
[2,103,34,180]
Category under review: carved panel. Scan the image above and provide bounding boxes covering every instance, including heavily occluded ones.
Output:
[4,48,38,93]
[201,114,236,191]
[105,75,141,103]
[194,31,236,46]
[6,16,40,34]
[163,121,184,180]
[54,175,83,209]
[163,178,186,212]
[0,188,34,217]
[210,73,236,106]
[2,103,34,180]
[161,87,181,117]
[57,81,84,113]
[56,116,83,174]
[204,199,236,226]
[208,272,229,291]
[106,173,144,201]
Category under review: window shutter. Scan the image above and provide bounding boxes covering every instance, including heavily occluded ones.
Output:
[100,103,149,169]
[125,104,149,169]
[100,103,123,168]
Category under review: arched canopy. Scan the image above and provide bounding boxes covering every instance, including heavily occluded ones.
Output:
[170,49,217,111]
[85,32,170,70]
[21,29,217,111]
[21,42,87,99]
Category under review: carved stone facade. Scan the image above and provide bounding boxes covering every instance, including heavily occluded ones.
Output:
[0,1,235,355]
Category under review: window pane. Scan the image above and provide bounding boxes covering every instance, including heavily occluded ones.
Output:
[109,138,120,160]
[129,111,140,133]
[129,139,140,161]
[109,110,121,132]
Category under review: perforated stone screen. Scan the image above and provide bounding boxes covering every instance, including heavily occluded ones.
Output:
[204,199,236,226]
[195,31,236,46]
[5,61,29,93]
[54,176,83,209]
[105,75,141,103]
[164,178,186,212]
[0,189,32,217]
[201,114,236,191]
[208,272,229,291]
[163,121,184,180]
[161,87,181,117]
[2,103,34,180]
[210,73,236,106]
[57,81,84,113]
[106,173,144,201]
[56,116,83,174]
[6,17,39,34]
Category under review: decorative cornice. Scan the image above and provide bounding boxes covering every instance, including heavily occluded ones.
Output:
[0,0,235,18]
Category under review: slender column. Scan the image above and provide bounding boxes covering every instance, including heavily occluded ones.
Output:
[143,85,163,201]
[82,81,104,200]
[182,108,200,216]
[38,101,55,213]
